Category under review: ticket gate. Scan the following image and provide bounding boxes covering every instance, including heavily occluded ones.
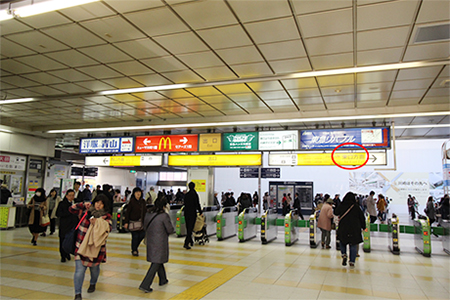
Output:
[203,206,219,236]
[285,210,299,246]
[169,204,183,227]
[216,206,238,241]
[261,209,278,244]
[309,211,321,248]
[388,215,400,255]
[363,214,371,253]
[238,207,258,242]
[414,218,431,257]
[441,219,449,255]
[175,206,186,237]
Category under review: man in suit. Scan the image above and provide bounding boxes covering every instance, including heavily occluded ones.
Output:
[73,182,84,203]
[183,182,202,250]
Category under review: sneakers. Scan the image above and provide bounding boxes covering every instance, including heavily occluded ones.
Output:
[139,287,153,293]
[87,284,95,293]
[321,242,325,249]
[342,255,347,266]
[325,245,331,249]
[74,294,82,300]
[349,262,355,268]
[159,280,168,286]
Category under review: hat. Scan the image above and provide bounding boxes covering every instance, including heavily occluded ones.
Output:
[326,198,334,204]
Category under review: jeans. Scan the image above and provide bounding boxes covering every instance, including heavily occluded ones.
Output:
[74,260,100,295]
[131,230,146,252]
[340,243,358,263]
[320,229,331,246]
[140,263,167,290]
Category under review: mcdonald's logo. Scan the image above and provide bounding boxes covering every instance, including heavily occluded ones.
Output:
[159,137,172,150]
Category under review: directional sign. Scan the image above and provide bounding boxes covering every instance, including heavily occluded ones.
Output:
[80,137,134,154]
[168,154,262,166]
[240,168,259,178]
[259,130,299,150]
[85,155,162,167]
[269,152,386,166]
[135,134,198,152]
[261,168,281,178]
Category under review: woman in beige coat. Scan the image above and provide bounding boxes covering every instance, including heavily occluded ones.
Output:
[317,195,334,249]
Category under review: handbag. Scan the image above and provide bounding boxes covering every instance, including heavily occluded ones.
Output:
[41,214,50,227]
[128,220,143,231]
[62,211,88,255]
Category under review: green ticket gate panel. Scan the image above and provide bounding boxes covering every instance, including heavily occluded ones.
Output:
[285,210,299,246]
[216,206,238,241]
[363,214,371,253]
[203,206,219,237]
[309,211,320,248]
[388,215,400,255]
[175,206,186,237]
[238,207,258,242]
[441,219,449,255]
[261,209,278,244]
[414,218,431,257]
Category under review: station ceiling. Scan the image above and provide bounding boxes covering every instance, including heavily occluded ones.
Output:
[0,0,449,147]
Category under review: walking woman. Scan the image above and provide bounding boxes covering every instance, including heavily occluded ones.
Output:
[317,196,334,249]
[124,187,147,256]
[139,194,174,293]
[69,194,112,300]
[425,196,436,225]
[56,189,78,262]
[46,188,62,235]
[335,192,365,268]
[27,188,48,246]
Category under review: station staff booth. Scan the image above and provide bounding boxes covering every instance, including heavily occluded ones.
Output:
[268,181,314,216]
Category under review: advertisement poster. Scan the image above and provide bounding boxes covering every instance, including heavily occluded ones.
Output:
[80,137,134,153]
[222,132,258,151]
[259,131,298,150]
[135,135,198,152]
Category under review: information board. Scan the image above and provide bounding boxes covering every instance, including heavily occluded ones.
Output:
[85,155,162,167]
[199,133,222,151]
[223,132,258,151]
[169,154,261,166]
[259,130,299,150]
[135,134,198,152]
[240,168,259,178]
[80,137,134,154]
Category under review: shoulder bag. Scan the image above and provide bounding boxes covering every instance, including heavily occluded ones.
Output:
[143,213,158,245]
[338,204,354,222]
[41,214,50,227]
[62,211,88,255]
[128,219,143,231]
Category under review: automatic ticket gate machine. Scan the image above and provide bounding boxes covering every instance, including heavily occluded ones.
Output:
[388,214,400,255]
[363,214,371,252]
[442,219,450,255]
[203,206,219,236]
[175,206,186,237]
[414,218,431,257]
[261,209,278,244]
[285,209,299,246]
[309,211,321,248]
[216,206,238,241]
[238,207,258,242]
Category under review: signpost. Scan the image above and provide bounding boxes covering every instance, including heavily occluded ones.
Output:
[85,155,163,167]
[259,130,299,150]
[268,152,387,166]
[80,137,134,154]
[199,133,221,151]
[261,168,280,178]
[135,134,198,152]
[240,168,259,178]
[169,154,262,166]
[223,132,258,151]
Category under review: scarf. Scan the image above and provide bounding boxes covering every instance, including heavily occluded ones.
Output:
[88,206,107,218]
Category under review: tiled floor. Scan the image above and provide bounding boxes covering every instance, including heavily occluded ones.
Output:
[0,223,448,300]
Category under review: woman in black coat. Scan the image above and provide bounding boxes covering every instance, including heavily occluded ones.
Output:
[124,187,147,256]
[56,189,79,262]
[335,192,366,268]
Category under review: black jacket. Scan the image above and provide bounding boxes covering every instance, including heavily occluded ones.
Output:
[335,199,365,245]
[183,189,202,219]
[124,197,146,224]
[56,198,79,238]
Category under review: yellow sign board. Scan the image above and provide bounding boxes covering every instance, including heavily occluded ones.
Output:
[169,154,262,166]
[199,133,221,151]
[190,179,206,192]
[110,156,141,166]
[297,153,367,166]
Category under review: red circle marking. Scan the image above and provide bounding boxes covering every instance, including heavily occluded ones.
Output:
[331,142,369,170]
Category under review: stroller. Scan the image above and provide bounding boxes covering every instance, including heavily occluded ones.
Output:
[192,214,209,245]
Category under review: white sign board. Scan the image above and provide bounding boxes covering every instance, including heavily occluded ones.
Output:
[269,154,298,166]
[259,130,299,150]
[80,137,134,153]
[85,155,162,166]
[0,154,26,171]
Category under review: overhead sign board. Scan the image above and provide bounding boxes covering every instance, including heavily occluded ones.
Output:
[199,133,222,152]
[269,152,387,166]
[168,154,262,166]
[259,130,299,150]
[223,132,258,151]
[80,137,134,154]
[261,168,281,178]
[85,155,162,167]
[300,127,390,150]
[0,155,26,171]
[240,168,259,178]
[135,134,198,152]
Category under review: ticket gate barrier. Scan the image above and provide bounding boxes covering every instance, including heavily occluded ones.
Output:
[175,206,186,237]
[203,206,219,237]
[388,215,400,255]
[285,210,299,246]
[238,207,258,242]
[261,209,278,244]
[309,211,321,248]
[414,218,431,257]
[441,219,449,255]
[216,206,238,241]
[363,214,371,253]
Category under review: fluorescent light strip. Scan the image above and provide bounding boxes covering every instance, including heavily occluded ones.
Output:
[46,111,450,134]
[0,129,13,133]
[0,9,13,21]
[0,98,34,104]
[396,124,450,129]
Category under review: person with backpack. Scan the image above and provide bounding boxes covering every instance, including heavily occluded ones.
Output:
[146,186,157,205]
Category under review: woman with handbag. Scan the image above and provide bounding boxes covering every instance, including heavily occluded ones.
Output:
[56,189,78,262]
[335,192,366,268]
[124,187,146,256]
[139,194,174,293]
[69,194,112,300]
[27,188,48,246]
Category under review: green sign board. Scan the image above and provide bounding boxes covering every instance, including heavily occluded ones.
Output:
[223,132,259,151]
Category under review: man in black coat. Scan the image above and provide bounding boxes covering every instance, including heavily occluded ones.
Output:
[183,182,202,250]
[56,189,79,262]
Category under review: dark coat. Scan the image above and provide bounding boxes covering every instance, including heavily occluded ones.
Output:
[184,189,202,220]
[335,199,365,245]
[144,212,174,264]
[56,198,79,238]
[124,197,146,224]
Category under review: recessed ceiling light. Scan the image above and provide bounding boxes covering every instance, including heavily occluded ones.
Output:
[335,89,341,93]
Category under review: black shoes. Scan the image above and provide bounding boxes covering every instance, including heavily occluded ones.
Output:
[139,287,153,293]
[74,294,82,300]
[40,232,46,237]
[159,280,168,286]
[31,237,35,244]
[61,257,66,263]
[66,254,71,261]
[183,245,191,250]
[132,251,139,257]
[342,255,347,266]
[87,284,95,293]
[32,241,37,246]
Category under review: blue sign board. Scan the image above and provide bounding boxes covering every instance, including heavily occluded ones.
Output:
[300,127,390,150]
[261,168,280,178]
[80,137,134,154]
[240,167,259,178]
